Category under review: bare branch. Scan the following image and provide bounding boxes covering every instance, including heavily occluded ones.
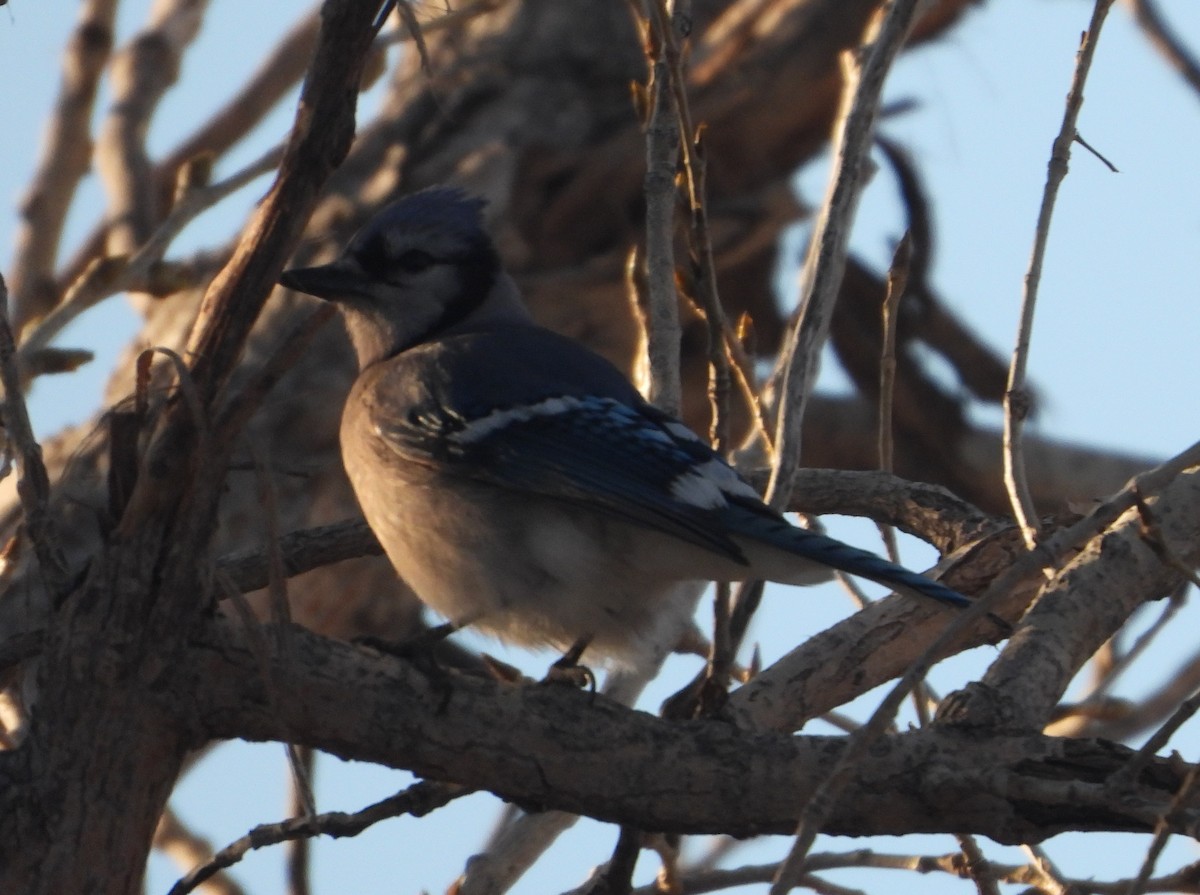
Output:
[764,1,920,512]
[970,459,1200,728]
[96,0,210,256]
[8,0,118,331]
[1124,0,1200,99]
[168,780,470,895]
[190,617,1196,844]
[216,518,381,594]
[1004,0,1116,547]
[19,144,285,369]
[641,5,685,416]
[876,231,910,563]
[153,808,247,895]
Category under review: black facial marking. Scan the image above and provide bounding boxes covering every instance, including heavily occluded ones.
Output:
[356,233,391,280]
[394,248,438,274]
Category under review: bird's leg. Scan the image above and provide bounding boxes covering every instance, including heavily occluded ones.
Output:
[541,636,596,690]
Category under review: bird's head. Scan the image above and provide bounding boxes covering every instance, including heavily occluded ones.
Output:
[281,187,506,367]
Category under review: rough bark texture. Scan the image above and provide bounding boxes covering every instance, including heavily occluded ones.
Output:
[189,618,1190,844]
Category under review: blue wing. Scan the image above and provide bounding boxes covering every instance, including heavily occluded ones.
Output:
[377,337,758,561]
[371,325,969,608]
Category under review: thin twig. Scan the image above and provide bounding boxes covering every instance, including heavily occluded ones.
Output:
[1124,760,1200,895]
[633,849,1200,895]
[20,144,285,368]
[876,233,940,724]
[167,781,472,895]
[727,313,776,459]
[1074,132,1119,172]
[876,231,910,564]
[136,347,210,452]
[955,834,1001,895]
[377,0,503,49]
[248,437,316,821]
[286,746,315,895]
[154,808,247,895]
[764,0,919,512]
[388,0,433,73]
[1114,688,1200,791]
[1004,0,1116,548]
[648,0,732,451]
[646,0,743,705]
[1021,844,1071,895]
[1086,590,1184,702]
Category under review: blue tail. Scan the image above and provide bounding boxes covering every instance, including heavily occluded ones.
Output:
[728,507,970,608]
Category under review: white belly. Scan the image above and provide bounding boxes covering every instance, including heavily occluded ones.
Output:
[345,449,710,670]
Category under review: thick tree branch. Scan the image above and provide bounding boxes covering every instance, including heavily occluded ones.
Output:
[969,464,1200,729]
[217,517,381,593]
[186,619,1191,844]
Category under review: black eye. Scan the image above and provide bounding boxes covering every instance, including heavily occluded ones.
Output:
[395,249,437,274]
[355,234,390,279]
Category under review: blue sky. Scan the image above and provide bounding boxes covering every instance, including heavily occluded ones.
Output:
[4,1,1200,893]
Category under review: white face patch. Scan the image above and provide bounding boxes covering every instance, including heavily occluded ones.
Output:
[669,458,761,509]
[454,396,583,444]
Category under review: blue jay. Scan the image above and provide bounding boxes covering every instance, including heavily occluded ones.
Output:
[280,188,968,673]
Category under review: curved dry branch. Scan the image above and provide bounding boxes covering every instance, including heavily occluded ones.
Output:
[8,0,118,331]
[19,144,285,370]
[766,1,927,513]
[96,0,211,257]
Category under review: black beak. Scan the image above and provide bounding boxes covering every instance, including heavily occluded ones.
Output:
[280,261,369,301]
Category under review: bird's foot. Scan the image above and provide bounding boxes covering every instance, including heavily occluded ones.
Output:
[540,637,596,691]
[541,661,596,690]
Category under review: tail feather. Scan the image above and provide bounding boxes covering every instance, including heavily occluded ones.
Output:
[727,508,970,608]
